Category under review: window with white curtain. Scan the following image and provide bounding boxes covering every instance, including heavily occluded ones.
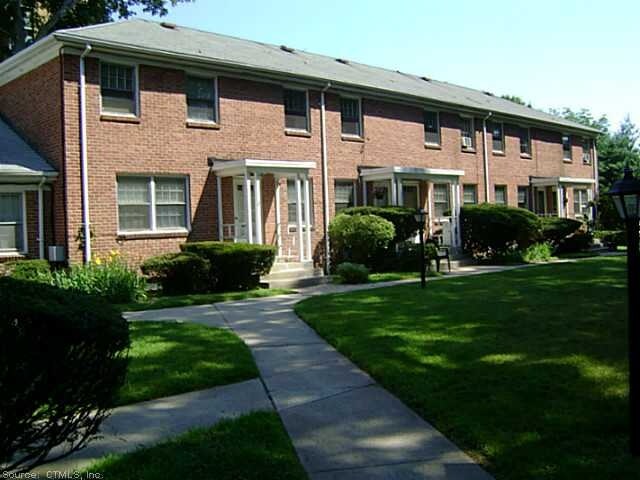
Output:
[494,185,507,205]
[117,176,188,232]
[0,193,25,253]
[334,180,355,212]
[287,178,314,224]
[186,76,217,123]
[433,184,450,217]
[574,188,589,218]
[463,184,477,204]
[101,62,137,115]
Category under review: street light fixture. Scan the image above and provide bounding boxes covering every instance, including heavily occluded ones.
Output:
[414,208,427,289]
[606,166,640,456]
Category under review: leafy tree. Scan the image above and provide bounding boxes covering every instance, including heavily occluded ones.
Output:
[1,0,192,61]
[501,94,532,108]
[549,107,609,133]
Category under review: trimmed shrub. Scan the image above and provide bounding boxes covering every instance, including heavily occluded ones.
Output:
[594,230,626,250]
[340,206,421,243]
[522,242,553,263]
[461,204,542,259]
[377,241,439,272]
[336,262,369,284]
[540,217,583,245]
[5,259,51,281]
[141,252,211,294]
[329,214,395,268]
[181,242,276,291]
[0,277,129,473]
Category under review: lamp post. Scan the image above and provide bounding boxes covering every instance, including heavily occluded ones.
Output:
[414,208,427,289]
[606,166,640,456]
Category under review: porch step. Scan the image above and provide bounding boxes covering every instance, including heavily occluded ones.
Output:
[261,275,330,290]
[269,260,315,274]
[261,261,326,289]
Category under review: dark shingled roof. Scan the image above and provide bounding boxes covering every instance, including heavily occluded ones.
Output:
[0,119,56,176]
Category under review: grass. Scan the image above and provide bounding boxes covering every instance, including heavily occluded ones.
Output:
[86,411,307,480]
[118,288,293,312]
[295,257,640,480]
[331,270,442,284]
[116,321,258,406]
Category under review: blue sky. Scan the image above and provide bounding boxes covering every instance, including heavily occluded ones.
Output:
[136,0,638,130]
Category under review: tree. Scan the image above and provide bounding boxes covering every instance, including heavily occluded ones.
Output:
[549,107,609,133]
[1,0,192,61]
[501,94,532,108]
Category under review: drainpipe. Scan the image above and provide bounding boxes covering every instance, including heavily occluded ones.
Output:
[320,82,331,274]
[482,112,492,203]
[37,176,45,259]
[79,44,92,263]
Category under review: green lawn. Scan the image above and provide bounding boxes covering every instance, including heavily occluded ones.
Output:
[295,257,640,480]
[86,412,307,480]
[116,321,258,406]
[118,288,293,312]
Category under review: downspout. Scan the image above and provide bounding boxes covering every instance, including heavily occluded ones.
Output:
[482,112,492,203]
[37,177,45,259]
[79,44,92,263]
[320,82,331,274]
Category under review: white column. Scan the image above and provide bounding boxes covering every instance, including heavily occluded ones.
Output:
[362,180,367,206]
[587,187,594,221]
[557,185,564,218]
[244,171,253,243]
[37,183,45,259]
[275,178,282,257]
[216,175,223,241]
[253,174,262,244]
[304,174,312,261]
[391,177,398,206]
[427,182,433,237]
[296,175,304,261]
[454,183,462,248]
[397,177,404,207]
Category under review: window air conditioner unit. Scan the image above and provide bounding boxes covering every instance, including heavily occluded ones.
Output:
[48,245,66,263]
[462,137,473,149]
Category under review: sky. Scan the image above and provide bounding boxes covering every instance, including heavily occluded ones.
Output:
[136,0,639,130]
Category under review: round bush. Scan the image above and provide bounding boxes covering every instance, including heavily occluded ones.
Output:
[339,206,421,243]
[329,214,395,267]
[540,217,583,245]
[336,262,369,284]
[0,277,129,473]
[141,252,211,294]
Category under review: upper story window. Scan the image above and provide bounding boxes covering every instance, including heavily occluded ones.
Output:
[562,134,572,161]
[186,76,217,123]
[519,127,531,156]
[423,110,440,146]
[284,89,309,131]
[518,186,530,209]
[335,180,355,213]
[582,138,592,164]
[0,192,26,254]
[460,116,475,151]
[340,97,362,137]
[463,184,477,205]
[491,122,504,153]
[100,62,137,116]
[494,185,507,205]
[433,184,450,217]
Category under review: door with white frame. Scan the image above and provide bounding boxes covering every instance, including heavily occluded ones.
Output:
[401,182,420,209]
[233,177,256,243]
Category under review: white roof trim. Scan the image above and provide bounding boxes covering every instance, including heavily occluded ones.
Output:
[360,166,465,179]
[0,35,60,88]
[531,176,596,186]
[210,158,316,177]
[558,177,596,185]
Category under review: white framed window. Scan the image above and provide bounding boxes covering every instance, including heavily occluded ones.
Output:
[284,88,309,131]
[287,178,314,225]
[460,116,475,150]
[562,134,572,161]
[519,127,531,156]
[582,138,592,165]
[340,97,362,137]
[463,184,477,205]
[100,62,138,116]
[424,110,440,145]
[518,186,530,209]
[0,192,26,254]
[494,185,507,205]
[433,184,451,217]
[334,180,355,212]
[186,75,218,123]
[491,122,504,153]
[117,176,189,233]
[574,188,589,218]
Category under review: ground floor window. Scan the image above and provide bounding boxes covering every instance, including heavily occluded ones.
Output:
[463,184,477,205]
[574,188,590,219]
[287,178,314,225]
[494,185,507,205]
[117,176,189,233]
[334,180,355,213]
[518,186,530,210]
[433,184,450,217]
[0,192,25,253]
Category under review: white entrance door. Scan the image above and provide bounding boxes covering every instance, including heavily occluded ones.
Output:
[233,178,255,242]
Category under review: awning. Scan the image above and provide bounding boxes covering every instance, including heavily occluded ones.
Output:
[530,176,596,187]
[209,158,316,177]
[0,119,57,184]
[360,166,464,183]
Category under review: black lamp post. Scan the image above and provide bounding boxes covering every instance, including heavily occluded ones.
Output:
[606,166,640,456]
[414,208,427,289]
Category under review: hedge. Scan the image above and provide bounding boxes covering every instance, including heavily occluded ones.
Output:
[0,277,129,472]
[5,259,51,281]
[329,214,395,268]
[540,217,592,253]
[336,262,370,284]
[181,242,276,291]
[339,206,421,243]
[141,252,211,294]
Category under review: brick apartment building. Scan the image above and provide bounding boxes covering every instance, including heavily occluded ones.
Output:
[0,19,599,268]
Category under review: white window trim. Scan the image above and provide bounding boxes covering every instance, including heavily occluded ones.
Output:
[0,190,28,256]
[116,175,191,235]
[99,60,140,118]
[423,109,441,146]
[519,126,532,157]
[494,185,508,205]
[334,179,356,212]
[340,95,364,139]
[462,184,478,205]
[562,133,572,162]
[582,138,592,165]
[287,178,314,229]
[185,74,220,125]
[433,183,451,218]
[492,121,505,154]
[283,86,311,134]
[459,114,476,151]
[517,186,530,209]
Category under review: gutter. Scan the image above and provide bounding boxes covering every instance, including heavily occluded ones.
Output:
[37,176,45,259]
[482,112,492,203]
[320,82,331,273]
[79,43,92,264]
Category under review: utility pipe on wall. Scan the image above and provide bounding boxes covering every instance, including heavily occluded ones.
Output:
[320,82,331,273]
[79,44,92,263]
[37,177,45,259]
[482,112,492,203]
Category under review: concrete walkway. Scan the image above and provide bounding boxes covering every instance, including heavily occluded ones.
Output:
[128,264,512,479]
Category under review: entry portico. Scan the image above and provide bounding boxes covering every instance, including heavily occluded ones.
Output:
[210,158,316,261]
[530,176,596,220]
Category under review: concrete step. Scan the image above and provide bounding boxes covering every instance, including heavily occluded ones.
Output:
[269,260,314,274]
[261,275,330,290]
[263,267,324,281]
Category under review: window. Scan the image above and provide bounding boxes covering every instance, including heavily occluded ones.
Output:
[519,127,531,156]
[287,178,314,224]
[518,186,530,209]
[491,122,504,152]
[424,110,440,145]
[371,181,389,206]
[334,180,355,212]
[582,138,592,164]
[463,184,477,204]
[574,188,589,218]
[100,62,136,116]
[0,193,25,253]
[117,176,188,232]
[284,89,309,131]
[186,76,217,123]
[460,116,475,150]
[433,184,450,217]
[494,185,507,205]
[562,134,572,161]
[340,97,362,136]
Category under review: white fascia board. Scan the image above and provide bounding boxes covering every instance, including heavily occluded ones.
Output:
[558,177,596,185]
[360,166,464,179]
[0,36,60,88]
[210,158,316,177]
